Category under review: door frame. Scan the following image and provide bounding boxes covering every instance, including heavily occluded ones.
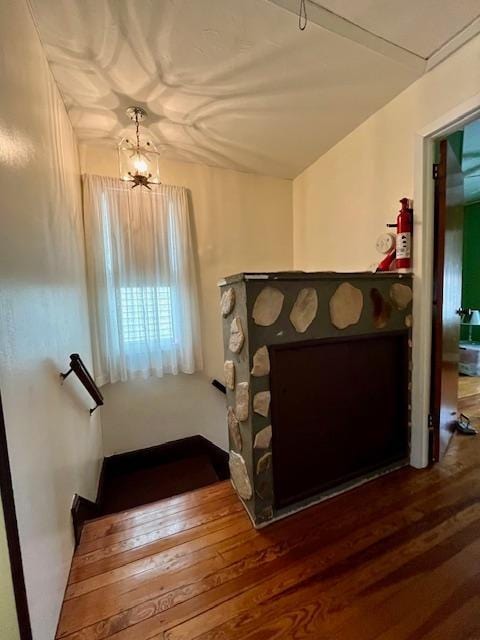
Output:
[0,392,32,640]
[411,91,480,468]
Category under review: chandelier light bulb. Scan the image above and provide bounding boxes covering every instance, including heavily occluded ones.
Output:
[133,156,148,173]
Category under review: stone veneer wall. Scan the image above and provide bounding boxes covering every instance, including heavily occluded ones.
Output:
[219,272,413,527]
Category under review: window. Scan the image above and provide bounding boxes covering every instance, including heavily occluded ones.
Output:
[120,286,174,345]
[83,175,202,385]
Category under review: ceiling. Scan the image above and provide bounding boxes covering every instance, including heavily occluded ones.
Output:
[317,0,480,58]
[28,0,480,179]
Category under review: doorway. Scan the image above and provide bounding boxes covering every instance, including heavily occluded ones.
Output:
[430,120,480,462]
[0,393,32,640]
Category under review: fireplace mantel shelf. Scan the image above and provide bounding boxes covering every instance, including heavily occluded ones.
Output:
[219,271,413,285]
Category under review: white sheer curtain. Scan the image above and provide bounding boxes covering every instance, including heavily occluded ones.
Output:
[83,174,202,385]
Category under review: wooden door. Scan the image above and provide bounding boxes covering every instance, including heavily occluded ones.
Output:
[430,136,464,462]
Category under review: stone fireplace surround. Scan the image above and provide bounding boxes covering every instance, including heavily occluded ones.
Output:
[219,271,413,527]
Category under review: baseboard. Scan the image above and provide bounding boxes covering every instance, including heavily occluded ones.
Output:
[199,437,230,480]
[71,494,101,546]
[104,435,229,479]
[71,435,229,545]
[95,457,106,506]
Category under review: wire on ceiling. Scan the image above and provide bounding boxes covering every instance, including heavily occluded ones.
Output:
[298,0,307,30]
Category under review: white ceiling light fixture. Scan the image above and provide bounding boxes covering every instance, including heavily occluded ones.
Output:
[118,107,160,189]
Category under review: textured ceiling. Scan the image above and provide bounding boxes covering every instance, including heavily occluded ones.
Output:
[318,0,480,58]
[28,0,478,178]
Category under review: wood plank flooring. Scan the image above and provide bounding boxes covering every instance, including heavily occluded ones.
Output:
[57,432,480,639]
[458,375,480,424]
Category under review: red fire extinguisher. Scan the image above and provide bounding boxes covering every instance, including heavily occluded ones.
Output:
[376,247,396,272]
[387,197,413,272]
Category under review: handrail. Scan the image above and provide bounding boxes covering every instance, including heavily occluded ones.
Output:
[60,354,104,414]
[211,378,226,394]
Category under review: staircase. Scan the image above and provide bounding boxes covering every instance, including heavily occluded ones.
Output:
[57,480,243,639]
[71,435,230,544]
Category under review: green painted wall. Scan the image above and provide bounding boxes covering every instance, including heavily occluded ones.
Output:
[461,203,480,342]
[0,500,20,640]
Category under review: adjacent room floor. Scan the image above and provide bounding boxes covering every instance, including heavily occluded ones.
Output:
[458,375,480,426]
[57,426,480,640]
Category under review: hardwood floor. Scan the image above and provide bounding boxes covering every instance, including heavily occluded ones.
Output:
[57,433,480,640]
[458,375,480,426]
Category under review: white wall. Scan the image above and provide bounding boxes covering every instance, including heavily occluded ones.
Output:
[80,146,293,454]
[0,2,103,638]
[293,34,480,272]
[293,33,480,468]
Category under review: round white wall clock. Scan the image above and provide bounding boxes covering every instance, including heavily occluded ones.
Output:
[376,233,395,254]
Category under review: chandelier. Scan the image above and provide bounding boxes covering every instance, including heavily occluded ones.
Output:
[118,106,160,189]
